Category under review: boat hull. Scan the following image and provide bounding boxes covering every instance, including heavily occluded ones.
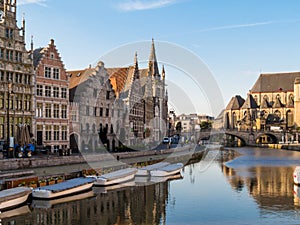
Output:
[94,172,135,186]
[0,193,30,210]
[294,166,300,185]
[150,163,184,177]
[32,178,95,199]
[136,162,170,176]
[88,168,137,186]
[0,187,31,211]
[32,182,93,199]
[32,190,95,208]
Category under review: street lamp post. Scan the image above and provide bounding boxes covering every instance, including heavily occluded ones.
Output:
[6,80,13,158]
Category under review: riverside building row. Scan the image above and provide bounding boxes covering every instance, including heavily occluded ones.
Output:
[0,0,168,152]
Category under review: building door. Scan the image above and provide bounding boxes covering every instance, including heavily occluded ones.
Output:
[70,133,79,153]
[37,131,43,146]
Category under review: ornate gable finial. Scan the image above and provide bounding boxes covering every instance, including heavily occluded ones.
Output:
[148,38,160,78]
[133,51,139,80]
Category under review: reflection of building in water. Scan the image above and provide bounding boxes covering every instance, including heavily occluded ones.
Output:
[2,182,169,225]
[222,164,295,210]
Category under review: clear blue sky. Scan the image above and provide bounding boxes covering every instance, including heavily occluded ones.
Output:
[18,0,300,116]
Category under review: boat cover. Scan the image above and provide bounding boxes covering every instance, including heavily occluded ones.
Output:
[0,187,32,203]
[159,163,183,172]
[35,177,95,193]
[99,168,137,181]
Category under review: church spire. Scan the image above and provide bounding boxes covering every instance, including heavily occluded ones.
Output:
[162,65,165,80]
[148,38,160,78]
[133,51,139,80]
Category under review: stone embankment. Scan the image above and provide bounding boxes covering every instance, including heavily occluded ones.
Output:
[0,145,195,171]
[0,145,204,189]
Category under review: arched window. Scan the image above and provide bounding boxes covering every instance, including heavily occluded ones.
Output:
[286,110,294,127]
[274,110,281,119]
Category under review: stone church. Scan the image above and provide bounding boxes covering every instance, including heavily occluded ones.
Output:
[224,72,300,132]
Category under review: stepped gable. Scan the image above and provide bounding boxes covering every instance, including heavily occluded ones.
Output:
[251,72,300,93]
[226,95,245,110]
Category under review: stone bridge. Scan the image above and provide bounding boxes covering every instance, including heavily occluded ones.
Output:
[198,129,286,145]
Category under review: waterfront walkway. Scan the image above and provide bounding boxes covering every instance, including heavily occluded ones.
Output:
[0,144,202,177]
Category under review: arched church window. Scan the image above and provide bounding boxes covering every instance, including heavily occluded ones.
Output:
[274,110,281,118]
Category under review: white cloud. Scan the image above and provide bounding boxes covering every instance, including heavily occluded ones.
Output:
[118,0,177,11]
[18,0,47,6]
[198,21,275,32]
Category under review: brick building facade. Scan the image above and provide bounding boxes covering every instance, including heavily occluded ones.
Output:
[33,39,69,152]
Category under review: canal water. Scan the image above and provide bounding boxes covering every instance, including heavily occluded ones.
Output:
[2,147,300,225]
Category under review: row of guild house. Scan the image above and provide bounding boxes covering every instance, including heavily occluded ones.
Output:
[223,71,300,134]
[0,0,168,153]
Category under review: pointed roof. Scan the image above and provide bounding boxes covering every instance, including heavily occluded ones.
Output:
[251,72,300,93]
[241,94,259,109]
[148,38,160,78]
[68,68,95,89]
[261,98,272,108]
[133,52,140,80]
[225,95,245,110]
[273,97,285,108]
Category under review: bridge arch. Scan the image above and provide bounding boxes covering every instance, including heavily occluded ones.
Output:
[224,132,246,147]
[255,133,278,144]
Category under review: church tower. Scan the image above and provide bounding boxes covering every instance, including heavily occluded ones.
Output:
[147,39,167,141]
[294,77,300,127]
[0,0,35,145]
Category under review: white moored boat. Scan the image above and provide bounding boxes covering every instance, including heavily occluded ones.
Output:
[32,190,95,208]
[0,187,32,210]
[150,163,184,177]
[32,177,95,199]
[88,168,137,186]
[293,166,300,185]
[136,162,170,176]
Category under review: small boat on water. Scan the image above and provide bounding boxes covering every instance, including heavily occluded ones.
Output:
[150,173,183,183]
[136,162,170,176]
[87,168,137,186]
[93,180,136,194]
[32,190,95,208]
[0,187,32,210]
[0,205,31,219]
[294,166,300,185]
[32,177,95,199]
[150,163,184,177]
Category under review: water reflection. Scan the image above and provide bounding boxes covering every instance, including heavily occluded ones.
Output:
[221,148,300,215]
[1,178,177,225]
[4,148,300,224]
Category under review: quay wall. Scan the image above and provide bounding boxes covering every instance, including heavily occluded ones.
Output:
[0,145,195,171]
